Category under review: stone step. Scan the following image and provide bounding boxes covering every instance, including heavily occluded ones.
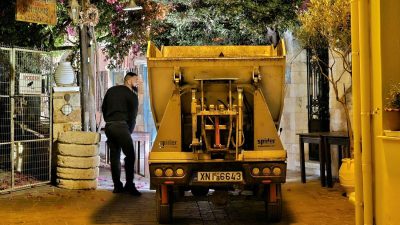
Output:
[57,167,99,180]
[57,155,100,169]
[58,143,99,157]
[58,131,101,145]
[57,178,97,190]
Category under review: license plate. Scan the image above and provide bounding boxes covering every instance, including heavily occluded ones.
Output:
[197,171,243,182]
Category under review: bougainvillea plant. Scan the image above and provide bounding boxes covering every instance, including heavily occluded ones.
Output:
[1,0,302,68]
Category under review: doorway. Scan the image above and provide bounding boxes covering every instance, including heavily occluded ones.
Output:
[307,48,330,161]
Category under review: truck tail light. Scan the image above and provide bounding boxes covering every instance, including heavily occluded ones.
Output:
[154,168,163,177]
[165,168,174,177]
[252,167,260,176]
[262,167,271,175]
[175,168,185,177]
[272,167,282,176]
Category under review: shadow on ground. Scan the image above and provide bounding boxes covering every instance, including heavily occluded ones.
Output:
[91,190,157,224]
[91,190,295,225]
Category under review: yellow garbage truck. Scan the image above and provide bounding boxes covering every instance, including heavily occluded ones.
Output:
[146,41,287,223]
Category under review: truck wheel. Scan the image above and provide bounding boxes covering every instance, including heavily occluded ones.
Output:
[264,183,282,222]
[156,185,173,224]
[191,186,209,197]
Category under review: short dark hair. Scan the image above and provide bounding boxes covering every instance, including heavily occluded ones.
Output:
[124,72,138,82]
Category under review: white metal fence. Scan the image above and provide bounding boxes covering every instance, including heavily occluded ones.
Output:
[0,46,52,193]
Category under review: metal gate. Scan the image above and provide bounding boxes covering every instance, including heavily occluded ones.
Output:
[0,46,52,193]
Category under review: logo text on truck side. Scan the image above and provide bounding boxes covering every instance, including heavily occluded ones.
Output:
[257,138,276,147]
[159,140,177,148]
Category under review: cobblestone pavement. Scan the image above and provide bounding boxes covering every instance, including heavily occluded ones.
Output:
[0,170,355,225]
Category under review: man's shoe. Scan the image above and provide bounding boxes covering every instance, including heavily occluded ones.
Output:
[124,184,142,196]
[113,183,124,193]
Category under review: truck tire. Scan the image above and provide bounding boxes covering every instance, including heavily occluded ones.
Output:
[156,185,173,224]
[190,186,209,197]
[265,183,282,222]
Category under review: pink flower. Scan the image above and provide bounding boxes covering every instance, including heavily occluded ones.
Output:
[59,0,65,4]
[115,4,124,12]
[132,44,140,55]
[66,25,77,37]
[106,0,117,4]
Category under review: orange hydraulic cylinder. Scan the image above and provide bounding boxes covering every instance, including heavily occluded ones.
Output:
[215,116,220,147]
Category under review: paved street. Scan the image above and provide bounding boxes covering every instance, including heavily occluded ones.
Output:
[0,170,355,225]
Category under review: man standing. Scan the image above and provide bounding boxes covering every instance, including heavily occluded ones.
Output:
[102,72,141,196]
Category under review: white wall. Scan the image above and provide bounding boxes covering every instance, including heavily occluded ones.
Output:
[281,33,351,176]
[281,32,315,173]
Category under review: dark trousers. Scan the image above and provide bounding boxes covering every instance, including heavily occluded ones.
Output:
[105,121,135,187]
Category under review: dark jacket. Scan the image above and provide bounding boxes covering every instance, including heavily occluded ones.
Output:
[102,85,138,133]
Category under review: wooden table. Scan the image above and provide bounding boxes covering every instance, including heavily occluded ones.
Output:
[298,133,325,186]
[298,132,350,187]
[323,132,350,187]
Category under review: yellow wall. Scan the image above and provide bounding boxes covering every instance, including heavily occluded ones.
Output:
[372,0,400,224]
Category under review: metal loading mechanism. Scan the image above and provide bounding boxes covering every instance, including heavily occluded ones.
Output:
[191,79,244,160]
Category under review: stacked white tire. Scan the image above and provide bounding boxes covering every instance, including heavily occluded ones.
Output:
[56,131,101,190]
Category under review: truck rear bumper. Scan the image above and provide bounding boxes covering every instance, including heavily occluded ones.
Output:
[149,161,286,189]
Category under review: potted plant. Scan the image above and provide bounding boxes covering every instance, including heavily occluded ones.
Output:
[384,82,400,136]
[385,82,400,111]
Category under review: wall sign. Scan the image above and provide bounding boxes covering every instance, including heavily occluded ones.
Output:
[16,0,57,25]
[19,73,42,95]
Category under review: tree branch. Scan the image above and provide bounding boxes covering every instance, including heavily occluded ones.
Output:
[331,47,352,75]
